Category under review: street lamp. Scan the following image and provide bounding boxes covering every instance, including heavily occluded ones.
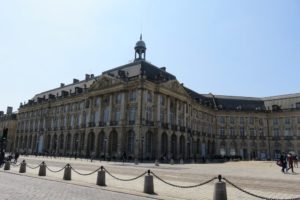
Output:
[141,136,144,162]
[75,138,79,159]
[104,137,107,161]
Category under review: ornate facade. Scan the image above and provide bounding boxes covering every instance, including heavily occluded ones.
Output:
[0,109,17,152]
[14,37,300,161]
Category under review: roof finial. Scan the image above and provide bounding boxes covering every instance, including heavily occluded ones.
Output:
[140,33,142,41]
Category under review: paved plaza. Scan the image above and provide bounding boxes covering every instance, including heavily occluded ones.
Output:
[1,156,300,200]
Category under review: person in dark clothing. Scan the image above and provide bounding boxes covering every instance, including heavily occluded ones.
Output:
[280,153,287,173]
[287,154,294,173]
[14,152,20,164]
[122,151,126,163]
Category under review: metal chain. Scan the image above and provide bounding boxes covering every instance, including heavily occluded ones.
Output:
[71,166,102,176]
[151,172,217,188]
[27,162,43,169]
[223,177,300,200]
[104,167,147,181]
[46,165,66,173]
[10,162,21,167]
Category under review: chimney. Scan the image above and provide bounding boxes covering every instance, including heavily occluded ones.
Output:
[160,67,166,71]
[85,74,90,80]
[73,79,79,84]
[60,83,65,87]
[6,106,13,114]
[90,74,94,78]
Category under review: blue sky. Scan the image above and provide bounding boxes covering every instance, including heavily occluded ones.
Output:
[0,0,299,112]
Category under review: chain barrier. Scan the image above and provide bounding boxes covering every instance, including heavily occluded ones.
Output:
[27,162,43,169]
[46,165,66,173]
[10,162,21,167]
[223,177,300,200]
[104,167,147,181]
[71,166,102,176]
[151,171,217,188]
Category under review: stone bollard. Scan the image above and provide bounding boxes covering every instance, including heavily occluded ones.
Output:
[96,166,106,186]
[4,161,10,170]
[38,161,46,176]
[63,164,72,180]
[19,160,26,173]
[170,159,174,165]
[180,159,184,164]
[213,175,227,200]
[144,170,154,194]
[134,159,139,165]
[155,160,159,166]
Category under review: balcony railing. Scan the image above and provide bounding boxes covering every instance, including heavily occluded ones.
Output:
[284,136,293,140]
[240,136,248,140]
[250,136,257,140]
[272,136,280,140]
[162,123,169,129]
[110,121,117,126]
[128,120,135,125]
[229,135,237,139]
[88,122,95,127]
[180,126,185,132]
[81,124,86,128]
[171,124,177,131]
[259,136,266,140]
[146,120,154,126]
[219,135,227,139]
[99,121,105,127]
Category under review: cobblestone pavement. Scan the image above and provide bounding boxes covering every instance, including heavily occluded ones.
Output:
[2,156,300,200]
[0,172,152,200]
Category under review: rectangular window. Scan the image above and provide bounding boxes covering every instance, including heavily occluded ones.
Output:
[219,116,225,124]
[115,110,120,123]
[230,117,235,124]
[284,128,291,136]
[219,127,225,136]
[297,128,300,136]
[285,118,290,125]
[103,108,110,123]
[273,118,278,125]
[160,109,164,123]
[240,127,245,136]
[273,128,279,137]
[115,94,122,104]
[160,95,165,106]
[297,117,300,124]
[230,128,235,136]
[129,90,137,102]
[249,117,254,125]
[240,117,244,124]
[128,107,136,122]
[249,128,255,136]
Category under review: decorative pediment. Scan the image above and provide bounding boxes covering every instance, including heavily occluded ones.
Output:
[89,74,123,91]
[160,80,189,96]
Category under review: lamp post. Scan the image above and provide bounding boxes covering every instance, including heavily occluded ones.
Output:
[75,138,79,159]
[35,136,39,156]
[55,139,58,157]
[104,137,107,161]
[141,136,144,162]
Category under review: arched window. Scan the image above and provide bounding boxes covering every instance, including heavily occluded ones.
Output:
[145,131,153,154]
[161,133,168,155]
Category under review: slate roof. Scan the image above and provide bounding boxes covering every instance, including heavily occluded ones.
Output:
[103,60,176,82]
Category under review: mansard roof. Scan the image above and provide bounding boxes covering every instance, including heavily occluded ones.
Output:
[213,95,265,111]
[103,60,176,82]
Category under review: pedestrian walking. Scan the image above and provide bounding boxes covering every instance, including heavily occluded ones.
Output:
[280,153,287,173]
[14,152,19,164]
[287,153,294,173]
[294,155,298,168]
[122,151,126,164]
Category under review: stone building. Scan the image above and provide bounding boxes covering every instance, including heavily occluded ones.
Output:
[0,107,17,152]
[14,36,300,161]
